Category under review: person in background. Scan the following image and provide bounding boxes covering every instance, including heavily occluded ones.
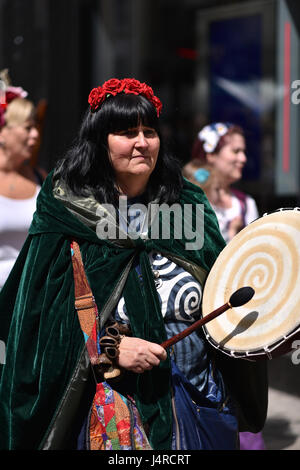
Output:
[183,122,259,243]
[0,71,46,290]
[183,122,265,450]
[0,80,267,450]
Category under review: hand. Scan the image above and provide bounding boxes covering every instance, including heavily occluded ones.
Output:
[117,336,167,374]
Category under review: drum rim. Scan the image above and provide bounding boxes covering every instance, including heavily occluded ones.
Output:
[202,207,300,359]
[203,323,300,359]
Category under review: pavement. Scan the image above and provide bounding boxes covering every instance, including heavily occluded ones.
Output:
[262,351,300,450]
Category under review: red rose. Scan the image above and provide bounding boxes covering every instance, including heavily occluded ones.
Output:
[5,91,19,104]
[139,84,162,116]
[122,78,143,95]
[102,78,124,95]
[150,95,162,116]
[140,83,154,100]
[88,87,106,110]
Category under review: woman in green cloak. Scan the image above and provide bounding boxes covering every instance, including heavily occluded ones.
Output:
[0,78,268,450]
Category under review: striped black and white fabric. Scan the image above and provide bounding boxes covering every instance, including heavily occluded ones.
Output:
[113,197,210,391]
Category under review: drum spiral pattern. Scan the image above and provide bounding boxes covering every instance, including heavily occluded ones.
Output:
[202,209,300,356]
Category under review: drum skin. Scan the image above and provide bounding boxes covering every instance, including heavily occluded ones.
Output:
[202,208,300,359]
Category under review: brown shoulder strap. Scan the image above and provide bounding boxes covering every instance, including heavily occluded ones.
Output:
[70,240,99,364]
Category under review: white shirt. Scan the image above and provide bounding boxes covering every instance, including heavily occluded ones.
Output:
[212,193,259,243]
[0,188,39,289]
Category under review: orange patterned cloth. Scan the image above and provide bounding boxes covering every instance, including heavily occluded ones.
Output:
[71,240,151,450]
[89,382,151,450]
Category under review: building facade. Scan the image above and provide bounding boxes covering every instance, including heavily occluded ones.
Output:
[0,0,299,213]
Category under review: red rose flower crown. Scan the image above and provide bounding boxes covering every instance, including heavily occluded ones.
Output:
[88,78,162,117]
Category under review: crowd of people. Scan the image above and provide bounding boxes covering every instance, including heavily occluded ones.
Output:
[0,75,269,450]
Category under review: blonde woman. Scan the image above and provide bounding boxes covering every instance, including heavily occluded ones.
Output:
[0,80,46,289]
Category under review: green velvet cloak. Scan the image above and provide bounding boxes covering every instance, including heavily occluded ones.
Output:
[0,173,268,450]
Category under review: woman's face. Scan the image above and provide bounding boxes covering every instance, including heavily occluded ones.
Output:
[0,119,39,167]
[107,124,160,190]
[207,133,247,184]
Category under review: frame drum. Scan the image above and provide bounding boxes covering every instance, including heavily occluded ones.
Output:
[202,208,300,360]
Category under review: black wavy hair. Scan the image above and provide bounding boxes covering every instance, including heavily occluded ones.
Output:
[54,93,183,205]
